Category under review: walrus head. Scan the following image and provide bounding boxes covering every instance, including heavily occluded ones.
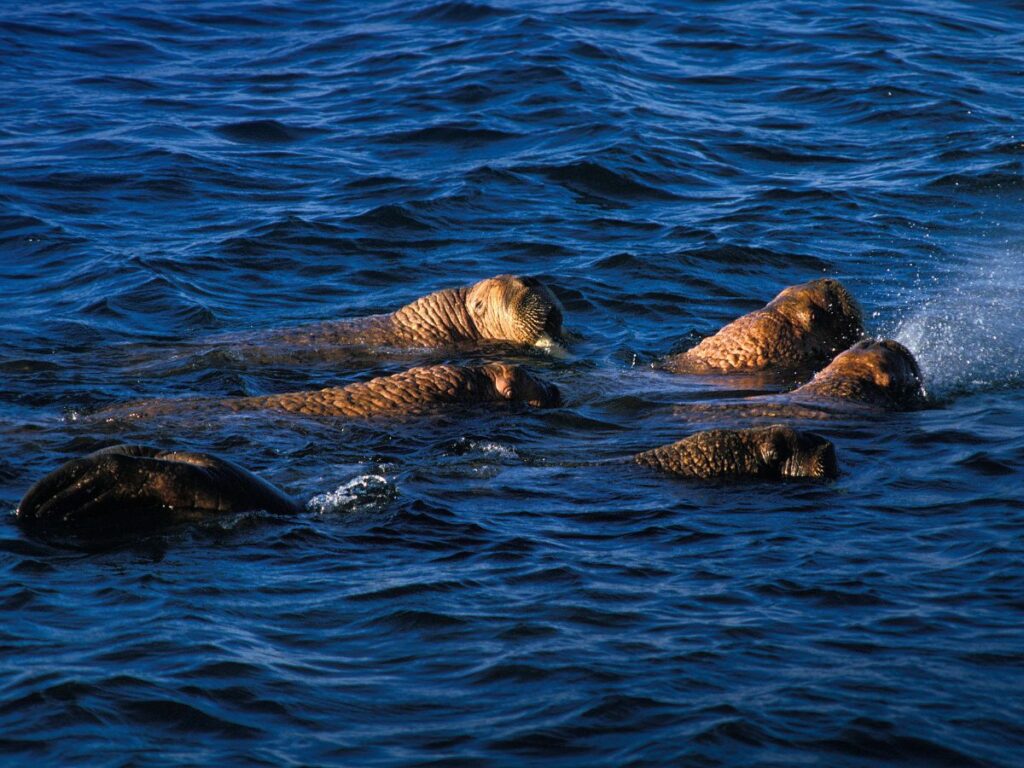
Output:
[478,362,561,408]
[771,278,864,348]
[465,275,566,353]
[662,278,865,374]
[797,338,925,410]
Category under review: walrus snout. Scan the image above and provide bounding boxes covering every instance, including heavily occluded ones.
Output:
[480,363,561,408]
[467,275,567,350]
[766,426,839,480]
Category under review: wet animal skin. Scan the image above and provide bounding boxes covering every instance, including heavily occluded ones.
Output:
[635,425,838,481]
[677,339,927,421]
[16,446,302,542]
[17,426,838,542]
[660,278,865,374]
[15,281,919,546]
[102,363,562,420]
[268,274,567,352]
[790,338,925,411]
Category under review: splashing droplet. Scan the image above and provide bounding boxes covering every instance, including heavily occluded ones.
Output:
[306,473,396,516]
[893,252,1024,398]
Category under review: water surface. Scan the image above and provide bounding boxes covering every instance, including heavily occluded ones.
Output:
[2,1,1023,765]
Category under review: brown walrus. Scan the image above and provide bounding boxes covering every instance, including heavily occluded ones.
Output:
[660,278,864,374]
[98,363,561,420]
[790,338,925,410]
[261,274,567,353]
[16,426,837,543]
[675,339,926,420]
[635,425,837,481]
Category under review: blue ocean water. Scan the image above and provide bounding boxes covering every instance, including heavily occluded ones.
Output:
[2,0,1023,764]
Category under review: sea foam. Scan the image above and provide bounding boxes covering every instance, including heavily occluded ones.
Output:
[893,250,1024,398]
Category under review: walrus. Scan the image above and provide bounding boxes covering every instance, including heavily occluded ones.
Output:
[257,274,568,353]
[785,338,925,410]
[660,278,864,374]
[16,426,837,543]
[634,425,837,481]
[675,339,926,419]
[98,363,561,420]
[16,446,303,541]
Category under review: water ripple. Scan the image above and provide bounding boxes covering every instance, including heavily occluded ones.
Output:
[1,0,1023,765]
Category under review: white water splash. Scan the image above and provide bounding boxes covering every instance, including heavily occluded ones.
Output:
[469,440,518,459]
[306,472,396,516]
[893,252,1024,398]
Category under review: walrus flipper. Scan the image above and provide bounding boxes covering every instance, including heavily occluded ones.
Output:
[16,445,301,541]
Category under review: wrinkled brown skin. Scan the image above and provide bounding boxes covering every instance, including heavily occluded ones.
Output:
[661,278,865,374]
[265,275,566,351]
[16,445,302,544]
[100,363,561,420]
[675,339,926,420]
[635,425,838,481]
[791,339,925,410]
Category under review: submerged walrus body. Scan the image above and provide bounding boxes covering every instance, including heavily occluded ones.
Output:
[100,363,561,420]
[661,278,864,374]
[20,362,560,544]
[676,339,926,420]
[635,425,837,481]
[17,426,838,543]
[14,280,921,548]
[263,274,567,353]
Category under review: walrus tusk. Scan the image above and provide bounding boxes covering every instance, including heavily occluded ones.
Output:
[534,333,571,359]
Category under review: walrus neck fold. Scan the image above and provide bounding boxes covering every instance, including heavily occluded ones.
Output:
[90,363,560,422]
[387,286,478,346]
[237,364,489,417]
